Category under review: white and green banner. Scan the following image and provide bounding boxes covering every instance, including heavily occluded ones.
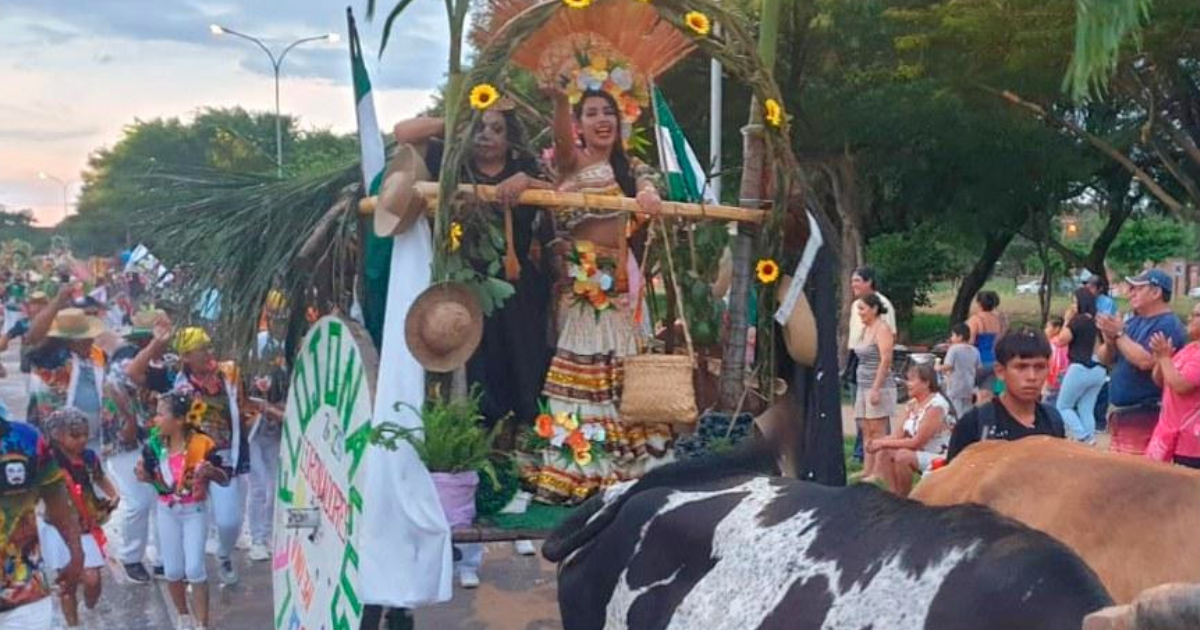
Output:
[652,86,717,204]
[347,8,451,611]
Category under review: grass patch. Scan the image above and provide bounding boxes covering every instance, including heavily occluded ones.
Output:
[909,312,950,347]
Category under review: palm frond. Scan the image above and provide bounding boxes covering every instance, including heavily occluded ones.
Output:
[1064,0,1154,101]
[132,160,362,363]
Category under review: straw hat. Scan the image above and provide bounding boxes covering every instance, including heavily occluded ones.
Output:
[125,309,163,339]
[27,291,49,305]
[404,283,483,372]
[374,145,431,238]
[47,308,105,340]
[776,275,817,366]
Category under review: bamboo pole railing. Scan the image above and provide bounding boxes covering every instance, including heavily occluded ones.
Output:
[358,181,767,224]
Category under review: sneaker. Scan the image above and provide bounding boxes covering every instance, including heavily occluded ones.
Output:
[176,614,196,630]
[514,540,537,556]
[218,556,239,585]
[248,543,271,562]
[124,562,152,584]
[204,536,219,556]
[459,569,480,589]
[236,533,253,551]
[152,565,166,581]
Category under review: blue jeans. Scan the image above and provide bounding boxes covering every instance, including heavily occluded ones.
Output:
[1056,363,1106,442]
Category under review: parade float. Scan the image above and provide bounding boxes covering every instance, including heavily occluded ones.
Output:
[137,0,843,627]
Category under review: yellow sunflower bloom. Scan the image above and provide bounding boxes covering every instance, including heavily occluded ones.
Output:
[756,259,781,284]
[764,98,784,127]
[685,11,711,36]
[468,84,499,111]
[562,0,592,8]
[449,222,464,252]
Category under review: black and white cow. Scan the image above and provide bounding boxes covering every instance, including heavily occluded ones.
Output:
[544,445,1112,630]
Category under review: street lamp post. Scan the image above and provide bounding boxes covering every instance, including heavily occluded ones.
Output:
[210,24,340,177]
[37,172,71,222]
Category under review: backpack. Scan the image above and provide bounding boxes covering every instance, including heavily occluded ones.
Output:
[977,400,1065,442]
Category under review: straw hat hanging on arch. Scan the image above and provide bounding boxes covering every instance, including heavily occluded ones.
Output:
[404,283,485,373]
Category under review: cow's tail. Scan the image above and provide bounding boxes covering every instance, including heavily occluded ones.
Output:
[542,439,779,563]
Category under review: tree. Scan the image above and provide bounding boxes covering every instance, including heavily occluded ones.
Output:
[64,108,357,255]
[1107,214,1199,275]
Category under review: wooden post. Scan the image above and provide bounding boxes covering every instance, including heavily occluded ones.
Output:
[719,0,782,411]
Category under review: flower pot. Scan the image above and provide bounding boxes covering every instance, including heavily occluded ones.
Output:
[431,471,479,529]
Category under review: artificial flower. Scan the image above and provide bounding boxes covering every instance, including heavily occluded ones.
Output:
[574,448,593,467]
[598,272,614,292]
[685,11,712,36]
[587,290,611,311]
[556,410,579,431]
[449,222,464,252]
[565,430,589,452]
[756,258,781,284]
[535,414,555,438]
[609,67,634,91]
[764,98,784,127]
[582,423,607,443]
[591,56,609,71]
[562,0,592,7]
[468,84,499,111]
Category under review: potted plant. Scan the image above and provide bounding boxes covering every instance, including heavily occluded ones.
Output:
[371,389,504,529]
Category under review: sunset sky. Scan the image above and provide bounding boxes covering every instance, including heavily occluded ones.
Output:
[0,0,449,225]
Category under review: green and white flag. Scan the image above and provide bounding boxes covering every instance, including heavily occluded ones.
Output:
[345,8,452,610]
[652,86,717,204]
[349,12,386,196]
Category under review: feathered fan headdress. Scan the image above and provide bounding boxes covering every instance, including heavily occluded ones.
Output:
[471,0,696,123]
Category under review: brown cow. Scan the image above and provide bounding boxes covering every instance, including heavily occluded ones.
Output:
[912,437,1200,603]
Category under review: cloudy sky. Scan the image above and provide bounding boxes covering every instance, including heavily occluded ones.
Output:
[0,0,450,225]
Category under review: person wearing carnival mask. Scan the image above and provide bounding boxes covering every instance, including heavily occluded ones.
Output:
[171,328,251,586]
[524,81,671,506]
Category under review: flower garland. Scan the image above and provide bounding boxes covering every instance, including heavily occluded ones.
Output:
[528,404,607,468]
[567,241,618,314]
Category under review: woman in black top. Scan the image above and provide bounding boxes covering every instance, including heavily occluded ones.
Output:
[1054,288,1104,444]
[394,108,555,443]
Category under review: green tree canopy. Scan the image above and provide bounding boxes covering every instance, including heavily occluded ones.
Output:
[63,107,357,255]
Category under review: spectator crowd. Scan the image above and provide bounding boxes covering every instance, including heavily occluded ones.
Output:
[846,266,1199,496]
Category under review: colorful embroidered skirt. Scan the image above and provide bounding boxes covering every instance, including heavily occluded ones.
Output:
[524,298,674,505]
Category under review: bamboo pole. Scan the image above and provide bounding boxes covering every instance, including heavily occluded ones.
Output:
[357,182,768,223]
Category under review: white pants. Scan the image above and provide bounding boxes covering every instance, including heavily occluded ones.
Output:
[456,544,483,574]
[0,598,52,630]
[106,450,159,565]
[247,434,280,544]
[156,502,207,583]
[207,475,246,559]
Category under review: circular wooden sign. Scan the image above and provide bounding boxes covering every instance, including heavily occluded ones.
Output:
[273,316,378,630]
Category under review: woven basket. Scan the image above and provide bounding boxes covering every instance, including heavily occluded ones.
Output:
[620,353,698,424]
[619,219,698,425]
